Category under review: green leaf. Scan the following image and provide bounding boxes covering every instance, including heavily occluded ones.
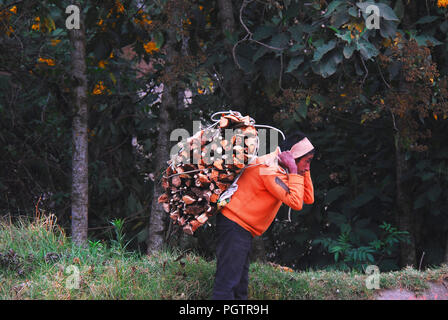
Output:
[325,186,348,204]
[356,39,378,60]
[286,56,304,73]
[328,26,340,34]
[153,31,164,49]
[413,34,443,47]
[324,1,344,17]
[253,46,268,63]
[327,211,347,225]
[269,33,289,49]
[336,30,353,44]
[351,192,375,208]
[253,25,277,41]
[343,44,356,59]
[288,25,303,42]
[312,40,336,62]
[394,0,404,20]
[380,20,397,39]
[348,6,358,17]
[296,101,308,119]
[415,16,439,25]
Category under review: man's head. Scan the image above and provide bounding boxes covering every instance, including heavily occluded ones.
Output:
[279,130,315,174]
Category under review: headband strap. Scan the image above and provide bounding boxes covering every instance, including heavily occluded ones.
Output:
[290,137,314,159]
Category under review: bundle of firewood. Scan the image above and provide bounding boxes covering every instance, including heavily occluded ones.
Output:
[157,112,258,235]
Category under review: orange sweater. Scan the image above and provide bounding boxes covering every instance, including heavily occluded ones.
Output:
[221,151,314,237]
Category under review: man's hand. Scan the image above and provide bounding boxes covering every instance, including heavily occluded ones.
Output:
[278,151,298,174]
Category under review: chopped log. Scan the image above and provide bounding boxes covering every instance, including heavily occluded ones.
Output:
[160,111,260,235]
[224,114,241,123]
[241,116,251,126]
[210,193,219,203]
[219,116,229,128]
[158,193,169,203]
[190,220,202,232]
[184,205,203,215]
[162,177,169,189]
[170,210,180,221]
[210,169,219,182]
[182,195,196,205]
[197,173,210,184]
[196,213,209,224]
[219,172,235,182]
[241,125,257,137]
[171,175,181,187]
[213,159,223,170]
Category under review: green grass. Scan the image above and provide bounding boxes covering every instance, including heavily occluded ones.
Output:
[1,214,447,300]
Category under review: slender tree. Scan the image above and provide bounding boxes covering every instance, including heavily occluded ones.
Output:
[147,0,183,255]
[68,2,89,246]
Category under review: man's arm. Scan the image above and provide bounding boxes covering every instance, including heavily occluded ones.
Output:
[303,171,314,204]
[260,169,306,211]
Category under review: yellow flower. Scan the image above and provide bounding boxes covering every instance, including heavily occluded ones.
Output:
[434,113,438,120]
[197,88,204,94]
[98,60,107,69]
[6,26,14,36]
[38,57,55,66]
[382,38,392,48]
[143,41,159,54]
[92,81,107,95]
[340,93,346,97]
[51,39,61,46]
[31,17,40,31]
[10,6,17,14]
[438,0,448,8]
[115,0,125,13]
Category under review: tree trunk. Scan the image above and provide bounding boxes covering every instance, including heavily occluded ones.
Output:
[445,234,448,264]
[217,0,248,115]
[69,4,89,246]
[147,1,181,255]
[394,128,416,268]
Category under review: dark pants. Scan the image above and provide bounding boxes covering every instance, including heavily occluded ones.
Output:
[212,213,253,300]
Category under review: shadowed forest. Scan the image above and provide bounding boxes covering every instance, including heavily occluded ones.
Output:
[1,0,448,276]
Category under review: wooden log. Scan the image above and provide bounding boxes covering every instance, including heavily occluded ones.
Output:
[219,116,229,128]
[210,193,219,203]
[170,210,180,221]
[158,193,169,203]
[182,195,196,205]
[171,175,181,187]
[196,213,209,224]
[213,159,223,170]
[184,204,203,215]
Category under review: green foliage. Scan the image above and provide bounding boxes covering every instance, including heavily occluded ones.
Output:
[1,215,447,300]
[314,222,409,271]
[1,0,448,273]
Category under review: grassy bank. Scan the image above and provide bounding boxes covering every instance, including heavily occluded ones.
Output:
[1,214,447,300]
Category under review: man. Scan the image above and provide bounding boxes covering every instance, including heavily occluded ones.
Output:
[212,131,315,300]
